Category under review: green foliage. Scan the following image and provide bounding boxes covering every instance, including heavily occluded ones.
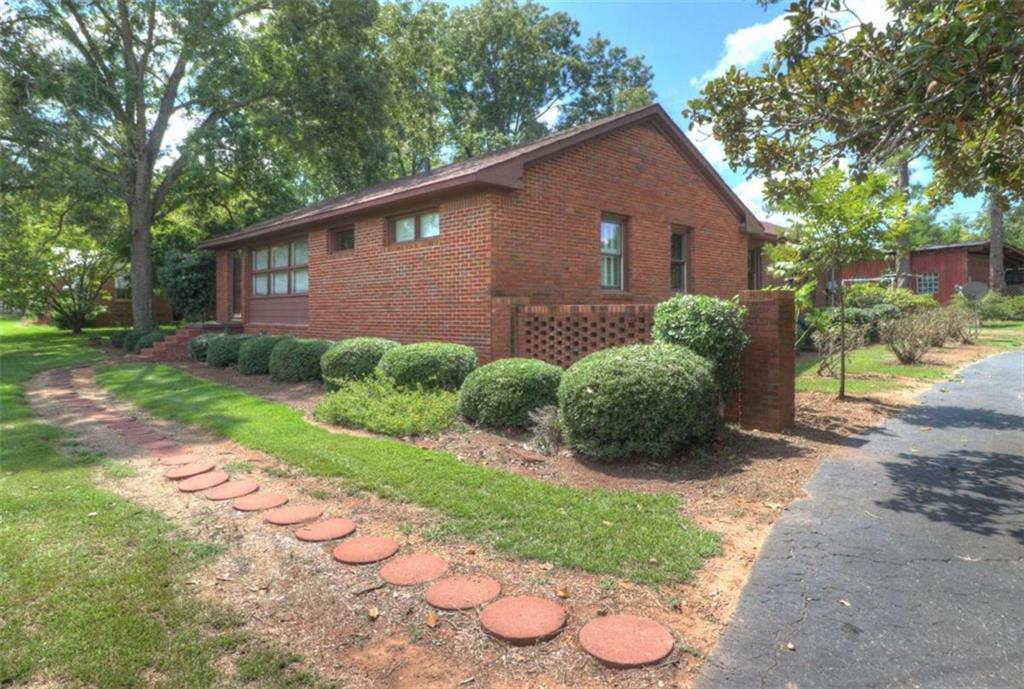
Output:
[822,304,901,343]
[315,373,457,436]
[109,330,130,349]
[844,284,937,313]
[652,294,748,397]
[558,344,720,462]
[377,342,479,390]
[187,334,215,362]
[320,337,399,384]
[157,250,215,322]
[268,338,333,382]
[122,330,147,353]
[458,358,563,429]
[978,292,1024,321]
[882,312,935,364]
[97,361,719,583]
[238,336,291,376]
[133,329,169,353]
[205,334,253,368]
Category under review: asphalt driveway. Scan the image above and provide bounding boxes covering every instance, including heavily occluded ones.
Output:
[698,351,1024,689]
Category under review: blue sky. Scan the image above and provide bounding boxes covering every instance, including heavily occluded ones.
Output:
[544,0,987,224]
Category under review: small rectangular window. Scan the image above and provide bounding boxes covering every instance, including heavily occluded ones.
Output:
[271,271,289,294]
[601,216,624,289]
[291,268,308,293]
[291,239,308,265]
[330,228,355,252]
[391,210,440,243]
[918,272,939,295]
[271,245,289,269]
[113,275,131,301]
[253,249,269,271]
[252,274,269,295]
[671,227,690,293]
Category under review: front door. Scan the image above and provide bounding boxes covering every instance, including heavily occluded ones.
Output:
[231,250,243,320]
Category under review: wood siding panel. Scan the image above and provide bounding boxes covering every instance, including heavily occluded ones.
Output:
[248,295,309,326]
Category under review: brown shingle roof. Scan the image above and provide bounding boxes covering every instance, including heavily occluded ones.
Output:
[201,103,762,248]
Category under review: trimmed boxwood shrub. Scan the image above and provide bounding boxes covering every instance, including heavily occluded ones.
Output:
[269,338,333,382]
[377,342,479,390]
[458,358,563,429]
[122,330,146,353]
[110,330,130,348]
[558,344,720,461]
[188,334,216,362]
[321,337,399,383]
[206,334,253,367]
[652,294,748,398]
[133,329,168,353]
[238,335,291,375]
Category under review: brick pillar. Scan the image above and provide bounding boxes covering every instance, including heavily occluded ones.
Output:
[489,298,515,363]
[737,290,795,432]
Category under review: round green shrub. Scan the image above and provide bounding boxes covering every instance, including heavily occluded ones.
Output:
[238,336,291,375]
[122,330,146,353]
[110,330,130,348]
[206,334,253,367]
[652,294,748,397]
[133,329,167,353]
[377,342,479,390]
[558,344,720,461]
[188,334,216,362]
[269,338,333,382]
[321,337,399,383]
[458,358,563,429]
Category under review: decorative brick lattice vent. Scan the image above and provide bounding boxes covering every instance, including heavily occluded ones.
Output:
[514,304,655,368]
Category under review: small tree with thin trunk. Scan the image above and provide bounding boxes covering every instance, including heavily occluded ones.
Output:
[46,247,122,333]
[767,169,902,398]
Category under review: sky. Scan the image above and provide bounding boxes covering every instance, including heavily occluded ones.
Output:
[541,0,988,224]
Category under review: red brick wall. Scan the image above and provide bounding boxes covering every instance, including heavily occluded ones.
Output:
[94,283,173,327]
[735,290,794,432]
[490,121,749,304]
[510,303,654,367]
[215,249,231,323]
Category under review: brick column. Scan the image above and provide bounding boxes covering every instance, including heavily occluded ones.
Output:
[489,298,515,362]
[737,290,795,432]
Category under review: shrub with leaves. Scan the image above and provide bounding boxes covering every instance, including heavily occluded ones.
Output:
[978,292,1024,321]
[269,338,333,382]
[529,405,563,455]
[122,330,147,353]
[882,312,933,364]
[377,342,479,390]
[458,358,563,429]
[157,249,216,322]
[206,334,253,367]
[314,373,457,436]
[558,344,720,462]
[133,329,169,353]
[109,330,130,348]
[187,334,216,362]
[813,323,868,377]
[945,304,979,344]
[845,284,937,314]
[652,294,748,399]
[238,336,291,375]
[321,337,399,384]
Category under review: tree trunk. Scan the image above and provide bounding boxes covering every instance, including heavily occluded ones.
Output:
[989,191,1006,294]
[129,204,157,331]
[895,159,912,289]
[838,276,846,400]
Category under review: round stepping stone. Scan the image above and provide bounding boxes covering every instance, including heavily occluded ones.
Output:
[425,576,501,610]
[295,518,356,542]
[578,614,674,668]
[379,553,448,586]
[205,479,260,501]
[159,455,195,466]
[178,470,229,493]
[233,492,289,512]
[264,504,323,526]
[480,596,567,646]
[164,461,215,480]
[332,536,399,565]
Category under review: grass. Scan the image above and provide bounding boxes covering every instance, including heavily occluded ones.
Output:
[96,363,718,584]
[315,373,458,436]
[796,322,1023,395]
[0,320,332,689]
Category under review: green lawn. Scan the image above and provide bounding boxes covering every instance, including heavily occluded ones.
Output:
[796,322,1024,395]
[0,320,331,689]
[96,363,718,585]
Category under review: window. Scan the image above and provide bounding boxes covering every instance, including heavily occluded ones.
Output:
[747,248,763,290]
[918,272,939,295]
[252,238,308,296]
[113,275,131,301]
[391,210,440,243]
[671,227,690,293]
[600,216,624,289]
[330,228,355,252]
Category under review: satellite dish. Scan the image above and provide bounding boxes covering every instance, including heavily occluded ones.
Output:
[961,281,989,301]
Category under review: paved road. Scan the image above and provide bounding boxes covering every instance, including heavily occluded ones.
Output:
[698,351,1024,689]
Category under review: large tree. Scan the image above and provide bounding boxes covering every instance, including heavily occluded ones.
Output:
[1,0,385,330]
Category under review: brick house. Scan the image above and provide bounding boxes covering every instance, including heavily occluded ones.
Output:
[200,104,771,363]
[93,275,175,327]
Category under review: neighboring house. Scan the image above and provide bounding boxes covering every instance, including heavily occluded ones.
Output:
[94,275,174,327]
[746,221,783,290]
[200,103,771,362]
[816,240,1024,306]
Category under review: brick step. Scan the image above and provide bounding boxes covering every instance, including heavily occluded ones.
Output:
[140,327,203,362]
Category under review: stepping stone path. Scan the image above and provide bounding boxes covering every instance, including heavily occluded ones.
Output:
[39,367,678,671]
[332,536,399,564]
[425,576,502,610]
[578,614,674,668]
[379,553,448,586]
[480,596,567,646]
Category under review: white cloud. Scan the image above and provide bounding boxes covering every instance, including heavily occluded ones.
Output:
[538,102,562,128]
[691,13,789,87]
[690,129,728,170]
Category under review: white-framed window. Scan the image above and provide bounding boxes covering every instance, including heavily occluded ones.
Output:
[391,209,440,243]
[918,272,939,295]
[600,215,625,289]
[252,238,308,296]
[113,275,131,301]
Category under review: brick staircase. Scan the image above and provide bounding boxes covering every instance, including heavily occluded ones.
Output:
[138,326,202,362]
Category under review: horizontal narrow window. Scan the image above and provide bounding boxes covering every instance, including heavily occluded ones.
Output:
[330,228,355,252]
[391,210,440,243]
